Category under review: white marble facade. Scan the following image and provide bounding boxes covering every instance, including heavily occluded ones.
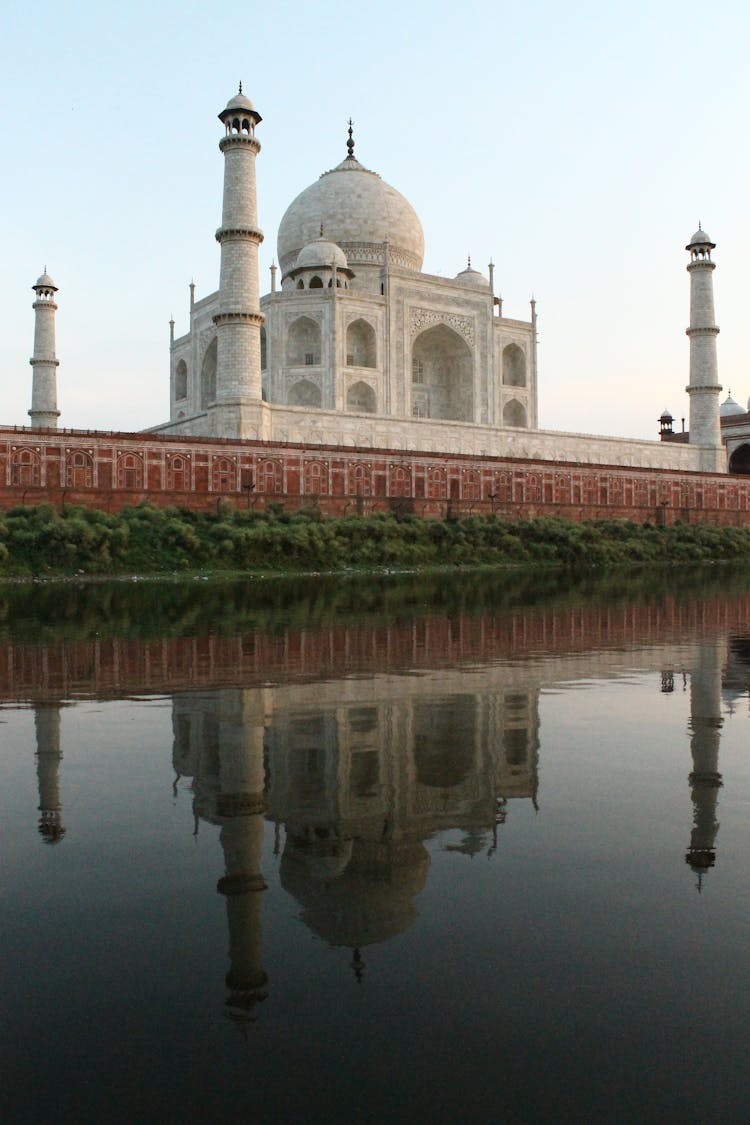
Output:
[153,91,727,475]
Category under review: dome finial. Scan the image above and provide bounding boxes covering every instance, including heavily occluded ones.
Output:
[238,80,243,94]
[347,118,354,159]
[320,222,324,238]
[467,254,471,269]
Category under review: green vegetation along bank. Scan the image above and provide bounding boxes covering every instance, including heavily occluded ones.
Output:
[2,503,750,578]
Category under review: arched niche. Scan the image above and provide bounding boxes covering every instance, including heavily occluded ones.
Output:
[174,359,188,400]
[200,338,217,408]
[503,399,527,427]
[502,343,526,387]
[309,276,324,289]
[260,326,267,371]
[346,381,376,413]
[288,379,322,408]
[346,319,376,368]
[411,324,473,422]
[286,316,321,366]
[412,696,475,788]
[728,443,750,474]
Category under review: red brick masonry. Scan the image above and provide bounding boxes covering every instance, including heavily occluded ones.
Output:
[1,425,749,524]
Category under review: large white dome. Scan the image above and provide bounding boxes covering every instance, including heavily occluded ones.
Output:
[277,154,424,275]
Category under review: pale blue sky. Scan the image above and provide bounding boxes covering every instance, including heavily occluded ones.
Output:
[2,0,748,436]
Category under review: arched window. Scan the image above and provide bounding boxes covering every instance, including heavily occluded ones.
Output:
[258,459,283,494]
[427,467,447,499]
[200,337,217,408]
[503,399,527,428]
[389,464,412,497]
[462,470,481,500]
[346,381,376,413]
[288,379,322,408]
[211,456,237,492]
[260,327,267,371]
[10,447,41,487]
[116,452,143,490]
[166,454,189,492]
[502,343,526,387]
[286,317,321,366]
[66,450,93,489]
[309,276,324,289]
[175,359,188,400]
[346,319,377,368]
[411,325,474,422]
[304,460,328,495]
[349,463,372,497]
[296,279,305,290]
[729,443,750,474]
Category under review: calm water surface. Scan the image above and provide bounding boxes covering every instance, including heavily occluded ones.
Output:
[2,572,749,1124]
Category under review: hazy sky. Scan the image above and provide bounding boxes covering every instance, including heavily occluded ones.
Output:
[2,0,748,438]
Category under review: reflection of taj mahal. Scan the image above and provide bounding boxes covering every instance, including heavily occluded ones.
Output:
[27,627,748,1023]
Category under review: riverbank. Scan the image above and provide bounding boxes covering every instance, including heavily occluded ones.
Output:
[2,502,750,578]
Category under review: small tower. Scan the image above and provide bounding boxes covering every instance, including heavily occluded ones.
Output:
[214,691,269,1027]
[685,227,723,467]
[685,641,724,889]
[35,704,65,843]
[29,270,60,429]
[212,85,265,438]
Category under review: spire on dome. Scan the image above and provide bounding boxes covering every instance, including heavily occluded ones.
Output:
[347,118,354,160]
[239,81,243,94]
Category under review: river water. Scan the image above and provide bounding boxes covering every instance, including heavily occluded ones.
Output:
[2,571,749,1123]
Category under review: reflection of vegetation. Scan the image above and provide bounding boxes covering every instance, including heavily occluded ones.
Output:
[2,503,750,580]
[0,561,749,646]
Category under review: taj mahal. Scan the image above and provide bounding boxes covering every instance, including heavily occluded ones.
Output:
[18,84,750,508]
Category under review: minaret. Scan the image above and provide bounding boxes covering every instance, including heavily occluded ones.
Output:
[211,85,265,439]
[685,227,723,468]
[685,641,724,888]
[214,691,269,1027]
[35,704,65,843]
[29,270,60,429]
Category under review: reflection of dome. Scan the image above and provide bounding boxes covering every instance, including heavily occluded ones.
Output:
[720,392,745,417]
[277,153,424,274]
[295,238,349,272]
[281,837,429,948]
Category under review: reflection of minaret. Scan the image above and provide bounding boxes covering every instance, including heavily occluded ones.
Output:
[35,704,65,843]
[214,692,269,1026]
[686,642,724,888]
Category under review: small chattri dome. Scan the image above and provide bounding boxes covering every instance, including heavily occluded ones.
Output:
[659,407,673,422]
[720,392,745,418]
[295,238,349,272]
[455,257,489,288]
[33,271,57,291]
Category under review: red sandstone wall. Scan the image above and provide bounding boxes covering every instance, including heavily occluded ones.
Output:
[1,425,749,524]
[3,592,749,702]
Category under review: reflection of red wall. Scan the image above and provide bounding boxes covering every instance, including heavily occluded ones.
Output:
[3,592,750,702]
[1,424,749,524]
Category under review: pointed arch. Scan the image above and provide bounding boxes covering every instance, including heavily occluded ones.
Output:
[503,399,527,428]
[346,381,376,414]
[411,325,473,422]
[288,379,322,408]
[174,359,188,400]
[200,337,217,408]
[286,316,321,366]
[346,319,376,368]
[728,443,750,474]
[502,343,526,387]
[10,447,41,487]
